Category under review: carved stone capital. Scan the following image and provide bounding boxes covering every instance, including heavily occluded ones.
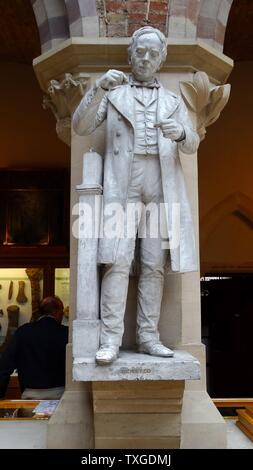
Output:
[43,72,90,146]
[180,72,231,141]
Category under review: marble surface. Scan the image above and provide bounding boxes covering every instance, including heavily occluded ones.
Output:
[73,349,200,382]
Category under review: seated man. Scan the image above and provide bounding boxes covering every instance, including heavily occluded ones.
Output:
[0,296,68,400]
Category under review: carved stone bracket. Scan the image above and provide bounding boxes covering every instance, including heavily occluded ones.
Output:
[180,72,231,141]
[43,72,90,146]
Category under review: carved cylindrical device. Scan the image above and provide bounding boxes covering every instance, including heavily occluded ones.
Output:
[82,148,103,188]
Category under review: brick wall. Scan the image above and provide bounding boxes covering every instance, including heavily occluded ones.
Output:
[98,0,169,37]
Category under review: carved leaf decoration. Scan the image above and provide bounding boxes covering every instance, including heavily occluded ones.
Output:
[198,125,207,142]
[193,71,210,112]
[179,81,198,111]
[205,84,231,127]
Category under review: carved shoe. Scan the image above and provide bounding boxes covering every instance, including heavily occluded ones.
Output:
[95,344,119,365]
[138,341,174,357]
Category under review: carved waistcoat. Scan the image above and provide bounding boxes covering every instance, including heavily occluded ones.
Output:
[133,87,159,155]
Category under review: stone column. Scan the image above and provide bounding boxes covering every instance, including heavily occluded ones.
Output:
[33,37,233,449]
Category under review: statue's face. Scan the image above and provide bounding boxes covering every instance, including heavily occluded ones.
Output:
[131,32,163,82]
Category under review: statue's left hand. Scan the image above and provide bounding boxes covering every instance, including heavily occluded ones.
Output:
[154,119,184,141]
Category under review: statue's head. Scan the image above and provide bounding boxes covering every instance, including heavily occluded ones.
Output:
[128,26,167,82]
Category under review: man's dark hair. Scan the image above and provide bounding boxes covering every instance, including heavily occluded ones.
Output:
[38,296,64,317]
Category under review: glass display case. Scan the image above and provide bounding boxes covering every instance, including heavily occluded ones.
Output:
[54,268,70,326]
[0,268,43,351]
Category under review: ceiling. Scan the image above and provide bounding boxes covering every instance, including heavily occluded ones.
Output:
[0,0,40,65]
[224,0,253,61]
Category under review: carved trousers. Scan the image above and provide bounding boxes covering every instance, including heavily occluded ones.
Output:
[100,154,169,347]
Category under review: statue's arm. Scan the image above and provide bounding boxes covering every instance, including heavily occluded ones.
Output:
[72,82,108,136]
[175,98,200,155]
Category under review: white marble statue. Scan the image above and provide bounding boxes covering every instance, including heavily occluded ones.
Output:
[73,26,200,365]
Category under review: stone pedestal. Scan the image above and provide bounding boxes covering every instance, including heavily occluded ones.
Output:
[93,380,185,449]
[76,352,199,449]
[33,37,233,449]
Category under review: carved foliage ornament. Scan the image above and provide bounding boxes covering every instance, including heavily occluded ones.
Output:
[43,73,89,146]
[180,72,231,141]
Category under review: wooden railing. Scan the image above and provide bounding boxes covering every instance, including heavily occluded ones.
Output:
[213,398,253,442]
[213,398,253,408]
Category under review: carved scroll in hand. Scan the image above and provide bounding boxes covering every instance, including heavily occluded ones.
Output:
[180,71,231,141]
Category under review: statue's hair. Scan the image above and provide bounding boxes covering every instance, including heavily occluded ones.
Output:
[128,26,167,65]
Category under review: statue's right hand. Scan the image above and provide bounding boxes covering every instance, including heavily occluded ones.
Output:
[96,69,128,90]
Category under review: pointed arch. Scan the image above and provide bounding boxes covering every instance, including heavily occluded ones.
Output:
[64,0,99,37]
[167,0,202,39]
[200,192,253,247]
[30,0,70,53]
[197,0,234,51]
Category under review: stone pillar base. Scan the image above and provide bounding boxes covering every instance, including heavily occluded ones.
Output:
[92,380,185,449]
[47,390,94,449]
[181,390,227,449]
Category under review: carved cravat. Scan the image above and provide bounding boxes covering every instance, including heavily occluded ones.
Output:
[129,75,160,89]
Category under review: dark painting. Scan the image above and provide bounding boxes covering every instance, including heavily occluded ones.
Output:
[7,191,49,245]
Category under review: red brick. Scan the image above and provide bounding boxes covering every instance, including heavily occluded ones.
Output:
[147,12,167,23]
[150,3,168,13]
[105,0,125,13]
[128,1,147,13]
[129,12,146,22]
[128,22,147,35]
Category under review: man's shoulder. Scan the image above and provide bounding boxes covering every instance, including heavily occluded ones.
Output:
[16,322,33,333]
[14,322,34,340]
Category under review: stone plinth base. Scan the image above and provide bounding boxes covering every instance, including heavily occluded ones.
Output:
[181,390,227,448]
[93,380,185,449]
[47,390,94,449]
[73,350,200,382]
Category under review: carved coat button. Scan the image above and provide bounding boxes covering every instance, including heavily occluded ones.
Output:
[116,130,121,137]
[114,149,119,155]
[118,115,122,121]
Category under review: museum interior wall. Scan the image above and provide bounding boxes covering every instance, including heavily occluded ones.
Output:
[198,60,253,273]
[0,62,69,169]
